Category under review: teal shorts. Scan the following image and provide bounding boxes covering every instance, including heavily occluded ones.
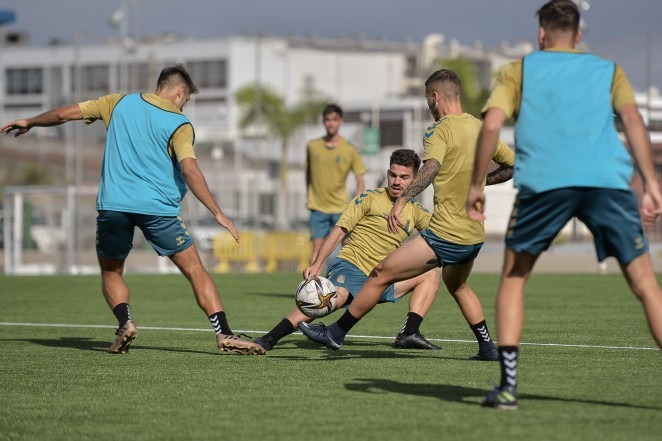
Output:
[309,210,342,240]
[96,210,193,260]
[506,187,647,265]
[326,258,398,304]
[419,229,483,267]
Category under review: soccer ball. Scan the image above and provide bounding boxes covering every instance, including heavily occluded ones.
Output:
[295,276,338,319]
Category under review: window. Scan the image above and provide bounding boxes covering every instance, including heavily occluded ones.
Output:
[6,67,43,95]
[186,59,227,89]
[71,64,110,93]
[127,62,153,91]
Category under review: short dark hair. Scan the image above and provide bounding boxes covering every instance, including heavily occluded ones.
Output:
[425,69,461,101]
[536,0,580,35]
[323,103,343,118]
[390,149,421,173]
[156,64,199,94]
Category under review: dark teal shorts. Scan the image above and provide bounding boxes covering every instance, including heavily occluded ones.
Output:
[419,229,483,267]
[96,210,193,259]
[326,258,398,304]
[505,187,647,265]
[309,210,342,240]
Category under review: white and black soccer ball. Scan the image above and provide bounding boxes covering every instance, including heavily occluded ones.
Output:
[295,276,338,319]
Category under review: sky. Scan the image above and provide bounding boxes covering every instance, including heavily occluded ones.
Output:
[0,0,660,92]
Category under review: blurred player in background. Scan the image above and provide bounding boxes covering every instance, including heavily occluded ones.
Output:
[300,69,515,361]
[467,0,662,409]
[0,64,265,356]
[255,149,441,352]
[306,104,366,263]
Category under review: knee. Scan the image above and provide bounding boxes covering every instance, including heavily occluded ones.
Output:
[368,262,393,284]
[423,268,441,288]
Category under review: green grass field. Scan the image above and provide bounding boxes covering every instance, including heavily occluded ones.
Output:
[1,272,661,441]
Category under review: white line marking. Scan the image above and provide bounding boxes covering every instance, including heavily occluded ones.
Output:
[0,322,658,351]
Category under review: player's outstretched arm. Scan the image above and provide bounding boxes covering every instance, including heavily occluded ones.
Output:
[180,158,239,243]
[468,107,507,221]
[388,159,439,234]
[1,104,83,137]
[303,226,346,279]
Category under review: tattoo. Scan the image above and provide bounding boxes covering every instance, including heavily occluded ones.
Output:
[401,159,440,201]
[486,166,513,186]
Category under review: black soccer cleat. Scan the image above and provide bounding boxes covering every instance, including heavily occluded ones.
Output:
[482,386,518,410]
[298,322,343,351]
[394,332,442,350]
[470,343,499,361]
[254,335,275,352]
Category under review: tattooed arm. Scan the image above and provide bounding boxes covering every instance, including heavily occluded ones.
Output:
[485,165,513,186]
[387,159,440,234]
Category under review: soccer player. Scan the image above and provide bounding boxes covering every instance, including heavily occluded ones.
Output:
[467,0,662,410]
[0,64,265,355]
[255,149,441,352]
[299,69,515,360]
[306,104,366,263]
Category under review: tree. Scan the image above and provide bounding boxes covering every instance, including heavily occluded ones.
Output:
[235,84,329,230]
[434,56,490,118]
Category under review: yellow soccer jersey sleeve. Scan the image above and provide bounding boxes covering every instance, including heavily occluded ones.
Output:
[483,51,637,118]
[79,93,195,161]
[336,188,431,275]
[306,138,367,213]
[423,114,514,245]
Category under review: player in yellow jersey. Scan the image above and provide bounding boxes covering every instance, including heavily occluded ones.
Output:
[300,69,515,360]
[306,104,367,263]
[254,149,441,351]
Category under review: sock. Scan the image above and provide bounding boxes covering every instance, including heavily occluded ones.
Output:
[498,346,519,390]
[400,312,423,336]
[112,303,131,327]
[263,318,296,343]
[470,320,495,350]
[209,311,232,335]
[329,310,360,340]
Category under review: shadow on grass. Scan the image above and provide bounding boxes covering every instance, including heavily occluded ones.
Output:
[345,378,662,411]
[2,337,229,356]
[262,339,479,361]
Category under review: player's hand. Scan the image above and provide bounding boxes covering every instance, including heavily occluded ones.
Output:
[641,184,662,227]
[387,198,406,234]
[0,120,31,137]
[215,212,239,243]
[303,263,321,280]
[466,185,486,221]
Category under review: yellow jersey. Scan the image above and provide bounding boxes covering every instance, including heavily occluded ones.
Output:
[423,113,515,244]
[306,137,367,213]
[337,188,431,275]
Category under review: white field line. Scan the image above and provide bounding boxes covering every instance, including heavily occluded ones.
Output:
[0,321,659,351]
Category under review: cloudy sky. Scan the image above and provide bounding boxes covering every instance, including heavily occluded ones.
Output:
[1,0,660,91]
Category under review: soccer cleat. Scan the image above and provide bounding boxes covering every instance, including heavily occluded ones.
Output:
[108,320,138,354]
[394,332,442,350]
[482,386,518,410]
[216,334,266,355]
[298,322,343,351]
[470,346,499,361]
[254,335,275,352]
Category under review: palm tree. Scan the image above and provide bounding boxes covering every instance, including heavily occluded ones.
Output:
[235,84,329,229]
